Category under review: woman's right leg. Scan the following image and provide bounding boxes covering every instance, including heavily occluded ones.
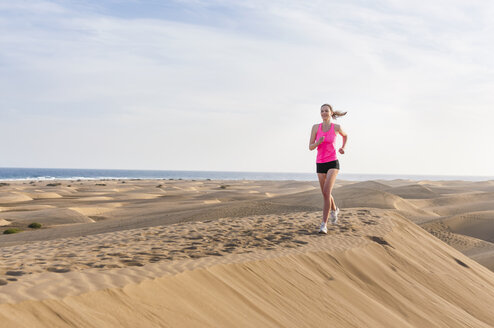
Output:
[317,173,331,224]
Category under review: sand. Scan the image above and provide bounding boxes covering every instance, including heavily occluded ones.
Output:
[0,178,493,327]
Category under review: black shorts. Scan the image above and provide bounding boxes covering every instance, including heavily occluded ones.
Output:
[316,160,340,173]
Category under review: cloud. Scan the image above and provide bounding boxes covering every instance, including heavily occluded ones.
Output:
[1,0,493,175]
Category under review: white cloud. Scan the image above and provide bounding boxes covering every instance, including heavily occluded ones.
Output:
[1,0,493,176]
[0,1,67,13]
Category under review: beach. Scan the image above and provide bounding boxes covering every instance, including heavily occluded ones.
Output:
[1,178,494,327]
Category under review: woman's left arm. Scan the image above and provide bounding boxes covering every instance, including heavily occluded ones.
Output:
[337,125,348,154]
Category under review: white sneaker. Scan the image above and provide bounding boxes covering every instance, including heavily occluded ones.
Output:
[330,208,340,225]
[319,222,328,234]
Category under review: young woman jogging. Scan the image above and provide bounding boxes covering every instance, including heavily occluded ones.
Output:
[308,104,348,233]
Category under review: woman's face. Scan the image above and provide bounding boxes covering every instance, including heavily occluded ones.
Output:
[320,105,331,120]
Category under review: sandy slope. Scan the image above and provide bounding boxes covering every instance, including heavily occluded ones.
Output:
[0,210,493,327]
[333,179,494,269]
[0,179,494,327]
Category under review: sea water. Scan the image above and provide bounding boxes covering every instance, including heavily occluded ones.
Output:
[0,167,492,182]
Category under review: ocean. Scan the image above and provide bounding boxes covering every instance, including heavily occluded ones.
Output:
[0,167,492,182]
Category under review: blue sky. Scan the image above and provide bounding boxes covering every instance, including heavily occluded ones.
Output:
[1,0,494,176]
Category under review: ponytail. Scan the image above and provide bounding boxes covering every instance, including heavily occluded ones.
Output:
[321,104,347,119]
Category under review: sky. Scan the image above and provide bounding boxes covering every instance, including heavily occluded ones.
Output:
[1,0,494,176]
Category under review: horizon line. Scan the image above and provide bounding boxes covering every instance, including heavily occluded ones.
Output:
[0,166,493,179]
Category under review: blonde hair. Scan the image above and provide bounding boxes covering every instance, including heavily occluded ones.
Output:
[321,104,347,119]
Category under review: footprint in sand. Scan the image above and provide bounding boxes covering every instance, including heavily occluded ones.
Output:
[120,260,144,267]
[47,267,71,273]
[360,217,378,224]
[0,210,386,284]
[367,236,393,248]
[205,251,222,256]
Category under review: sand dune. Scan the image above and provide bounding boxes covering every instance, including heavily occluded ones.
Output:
[384,184,437,199]
[76,196,114,201]
[111,187,138,192]
[113,192,162,200]
[469,247,494,272]
[430,211,494,243]
[0,205,54,212]
[334,187,401,209]
[415,182,466,195]
[69,204,122,217]
[0,192,33,203]
[0,208,93,226]
[0,210,493,327]
[0,180,325,245]
[422,200,494,217]
[417,180,494,193]
[422,221,492,252]
[0,209,389,300]
[336,180,494,269]
[0,179,494,327]
[333,187,435,219]
[340,180,391,191]
[339,180,438,199]
[25,192,63,199]
[203,199,221,204]
[417,192,494,208]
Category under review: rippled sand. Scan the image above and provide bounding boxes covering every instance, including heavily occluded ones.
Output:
[0,179,493,327]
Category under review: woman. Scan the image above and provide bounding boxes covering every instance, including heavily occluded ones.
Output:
[308,104,348,233]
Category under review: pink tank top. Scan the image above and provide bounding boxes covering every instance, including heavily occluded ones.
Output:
[315,123,337,163]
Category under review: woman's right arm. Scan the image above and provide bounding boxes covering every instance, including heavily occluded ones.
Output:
[309,124,322,151]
